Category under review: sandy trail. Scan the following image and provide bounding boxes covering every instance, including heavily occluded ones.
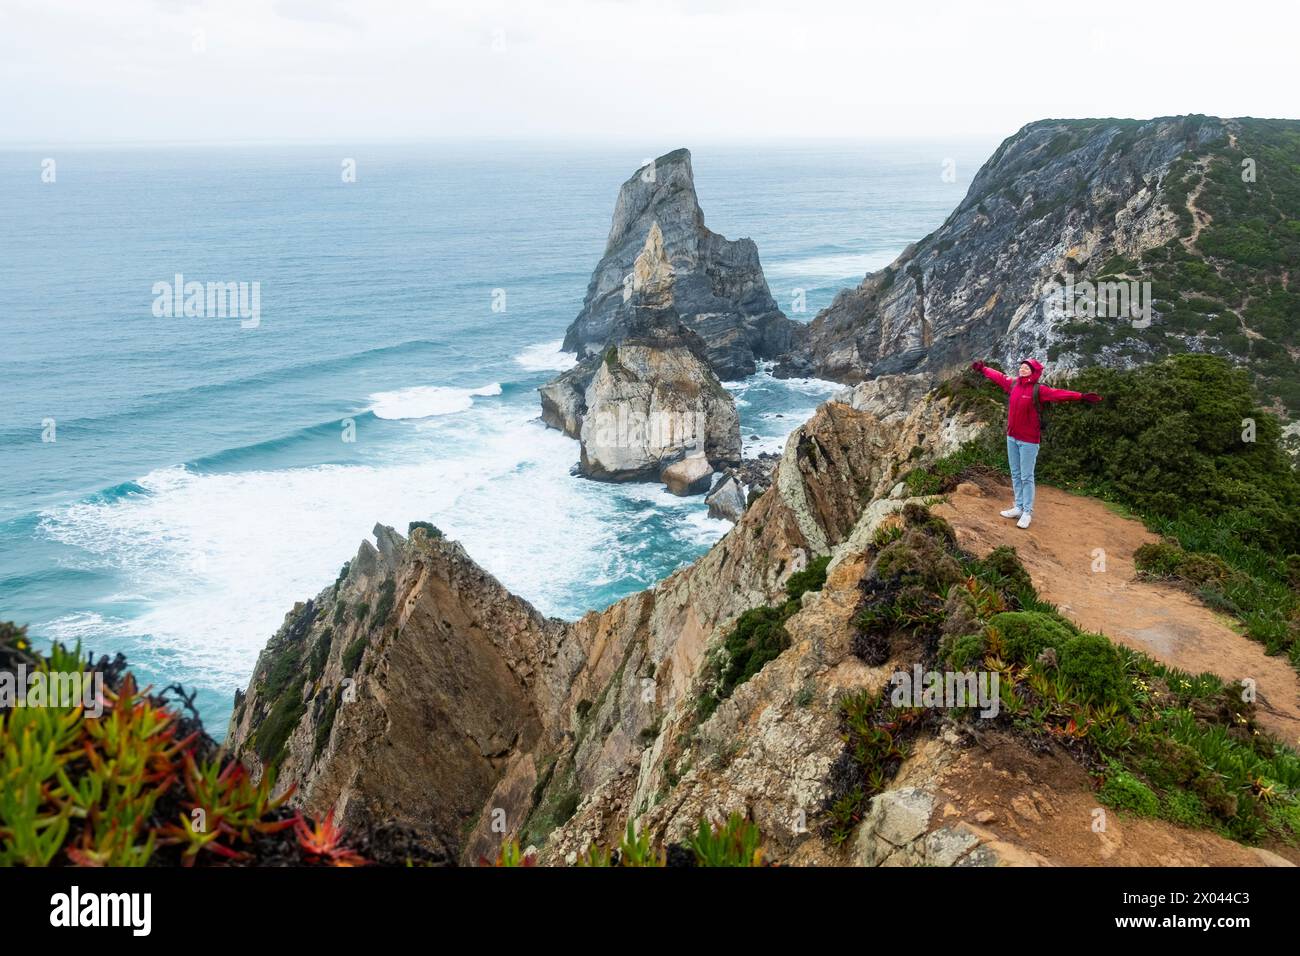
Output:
[933,474,1300,746]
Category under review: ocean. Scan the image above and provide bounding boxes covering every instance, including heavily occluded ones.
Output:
[0,139,993,734]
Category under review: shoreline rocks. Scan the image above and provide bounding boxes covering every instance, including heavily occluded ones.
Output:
[704,473,746,520]
[577,340,741,484]
[662,454,714,496]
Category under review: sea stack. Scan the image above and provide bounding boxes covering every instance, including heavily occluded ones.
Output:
[562,148,799,379]
[575,223,742,488]
[541,149,791,478]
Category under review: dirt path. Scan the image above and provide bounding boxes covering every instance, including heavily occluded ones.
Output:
[933,475,1300,745]
[1181,158,1213,252]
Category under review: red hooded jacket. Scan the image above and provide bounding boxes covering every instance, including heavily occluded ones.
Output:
[979,358,1085,444]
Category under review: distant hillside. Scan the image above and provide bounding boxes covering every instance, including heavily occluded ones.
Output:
[781,115,1300,415]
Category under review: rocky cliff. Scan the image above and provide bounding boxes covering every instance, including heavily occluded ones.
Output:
[560,148,801,380]
[228,367,1300,867]
[779,115,1300,415]
[227,377,979,864]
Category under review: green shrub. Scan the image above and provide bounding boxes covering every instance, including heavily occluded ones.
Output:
[1058,632,1129,706]
[785,555,831,604]
[262,650,301,699]
[313,689,339,760]
[988,611,1077,664]
[308,627,333,682]
[1161,790,1212,828]
[700,552,837,714]
[253,685,305,765]
[1134,540,1186,577]
[342,636,368,675]
[1178,553,1232,586]
[407,521,443,539]
[946,632,987,669]
[553,790,581,825]
[972,546,1034,602]
[371,578,396,631]
[873,531,963,592]
[1099,763,1161,816]
[719,607,789,695]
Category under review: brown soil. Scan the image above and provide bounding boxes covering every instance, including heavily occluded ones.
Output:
[933,474,1300,746]
[931,730,1296,866]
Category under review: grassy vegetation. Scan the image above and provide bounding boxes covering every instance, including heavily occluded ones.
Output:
[1056,118,1300,412]
[341,635,368,676]
[407,521,443,540]
[308,626,332,683]
[371,577,396,631]
[695,555,831,721]
[252,684,305,765]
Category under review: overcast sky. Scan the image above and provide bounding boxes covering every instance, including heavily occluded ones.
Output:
[2,0,1297,145]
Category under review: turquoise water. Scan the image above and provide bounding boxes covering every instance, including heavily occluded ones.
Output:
[0,140,992,732]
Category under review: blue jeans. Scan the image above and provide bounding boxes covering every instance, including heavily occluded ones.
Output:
[1007,437,1040,514]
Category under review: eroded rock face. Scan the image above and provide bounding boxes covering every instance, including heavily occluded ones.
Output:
[561,148,801,381]
[224,525,573,862]
[228,387,982,865]
[705,473,747,521]
[539,363,594,438]
[578,342,740,482]
[778,116,1229,384]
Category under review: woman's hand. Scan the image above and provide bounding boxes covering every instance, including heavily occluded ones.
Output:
[1082,392,1102,404]
[970,360,985,372]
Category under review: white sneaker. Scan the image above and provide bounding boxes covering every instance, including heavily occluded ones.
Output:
[1000,507,1023,518]
[1016,512,1032,529]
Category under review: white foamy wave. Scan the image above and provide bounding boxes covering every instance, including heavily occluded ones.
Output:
[43,611,135,643]
[514,340,577,372]
[746,361,841,396]
[774,375,842,396]
[678,509,732,547]
[369,382,502,420]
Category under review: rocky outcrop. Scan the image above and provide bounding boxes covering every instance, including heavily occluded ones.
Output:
[776,116,1230,384]
[578,339,740,483]
[539,363,593,437]
[224,523,572,861]
[560,148,801,381]
[661,454,714,496]
[704,473,747,521]
[228,383,981,865]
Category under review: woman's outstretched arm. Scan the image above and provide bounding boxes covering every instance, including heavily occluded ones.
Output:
[971,360,1013,394]
[1038,385,1102,403]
